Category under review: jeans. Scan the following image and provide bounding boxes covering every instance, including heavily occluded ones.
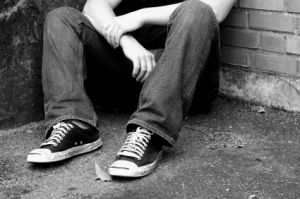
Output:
[42,0,220,146]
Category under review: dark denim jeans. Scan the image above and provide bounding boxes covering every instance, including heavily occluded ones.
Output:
[42,0,220,146]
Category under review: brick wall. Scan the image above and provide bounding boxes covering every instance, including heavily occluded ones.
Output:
[221,0,300,77]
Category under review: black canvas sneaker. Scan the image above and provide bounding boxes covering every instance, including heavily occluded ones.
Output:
[109,127,163,177]
[27,121,102,163]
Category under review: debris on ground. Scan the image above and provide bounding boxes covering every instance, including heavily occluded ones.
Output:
[251,106,266,113]
[248,194,259,199]
[94,160,112,182]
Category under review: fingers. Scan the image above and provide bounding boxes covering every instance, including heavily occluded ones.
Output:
[134,53,156,83]
[115,29,123,47]
[136,56,147,82]
[132,58,140,79]
[141,54,155,82]
[105,22,123,48]
[120,36,155,83]
[104,24,113,47]
[151,54,156,68]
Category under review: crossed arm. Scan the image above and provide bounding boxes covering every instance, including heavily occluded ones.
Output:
[83,0,236,82]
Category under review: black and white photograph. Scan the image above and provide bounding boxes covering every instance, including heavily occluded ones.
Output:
[0,0,300,198]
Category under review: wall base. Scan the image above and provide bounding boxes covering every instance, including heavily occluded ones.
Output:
[220,65,300,112]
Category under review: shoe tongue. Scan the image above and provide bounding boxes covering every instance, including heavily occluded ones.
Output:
[41,123,70,148]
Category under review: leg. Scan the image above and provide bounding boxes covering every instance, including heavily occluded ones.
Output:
[128,0,220,145]
[28,7,103,163]
[109,0,220,177]
[28,6,139,163]
[42,7,99,135]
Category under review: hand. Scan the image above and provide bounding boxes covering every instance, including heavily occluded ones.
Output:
[104,11,144,48]
[120,35,156,82]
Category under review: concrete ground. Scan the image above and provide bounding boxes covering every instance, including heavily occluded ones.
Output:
[0,97,300,199]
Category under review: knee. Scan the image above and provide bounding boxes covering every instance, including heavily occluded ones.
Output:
[172,0,218,30]
[44,7,75,28]
[44,7,78,36]
[46,7,71,22]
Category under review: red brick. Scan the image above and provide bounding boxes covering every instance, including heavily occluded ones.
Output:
[287,0,300,13]
[249,52,297,75]
[249,11,294,33]
[261,33,285,53]
[221,28,260,49]
[286,36,300,55]
[223,9,247,28]
[221,46,248,66]
[240,0,285,11]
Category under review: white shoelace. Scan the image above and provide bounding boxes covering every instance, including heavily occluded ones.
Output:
[117,127,153,160]
[41,122,74,147]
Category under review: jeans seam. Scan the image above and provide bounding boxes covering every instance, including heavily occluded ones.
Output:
[77,20,99,127]
[185,33,216,99]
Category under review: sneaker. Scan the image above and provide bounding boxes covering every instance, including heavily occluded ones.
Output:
[27,121,102,163]
[108,127,163,177]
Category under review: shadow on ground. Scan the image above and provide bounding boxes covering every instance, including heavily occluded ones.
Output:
[0,97,300,199]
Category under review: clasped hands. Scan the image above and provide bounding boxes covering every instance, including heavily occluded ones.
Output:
[103,12,156,83]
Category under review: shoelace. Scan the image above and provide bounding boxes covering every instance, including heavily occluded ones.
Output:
[117,127,153,160]
[41,122,74,147]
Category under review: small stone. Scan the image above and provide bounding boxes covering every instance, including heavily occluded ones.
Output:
[209,145,218,150]
[26,130,34,133]
[251,106,265,113]
[248,194,258,199]
[207,133,215,141]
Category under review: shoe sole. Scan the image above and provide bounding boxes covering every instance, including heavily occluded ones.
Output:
[27,138,102,163]
[108,151,163,177]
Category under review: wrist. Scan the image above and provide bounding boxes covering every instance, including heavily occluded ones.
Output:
[120,34,136,48]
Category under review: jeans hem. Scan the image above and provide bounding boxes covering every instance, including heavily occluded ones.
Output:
[45,115,99,138]
[126,119,176,146]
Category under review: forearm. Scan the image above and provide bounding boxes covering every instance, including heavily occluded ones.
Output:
[137,3,181,25]
[82,0,121,35]
[135,0,236,25]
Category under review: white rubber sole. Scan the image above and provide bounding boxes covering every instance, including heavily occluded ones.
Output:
[27,138,102,163]
[108,151,163,177]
